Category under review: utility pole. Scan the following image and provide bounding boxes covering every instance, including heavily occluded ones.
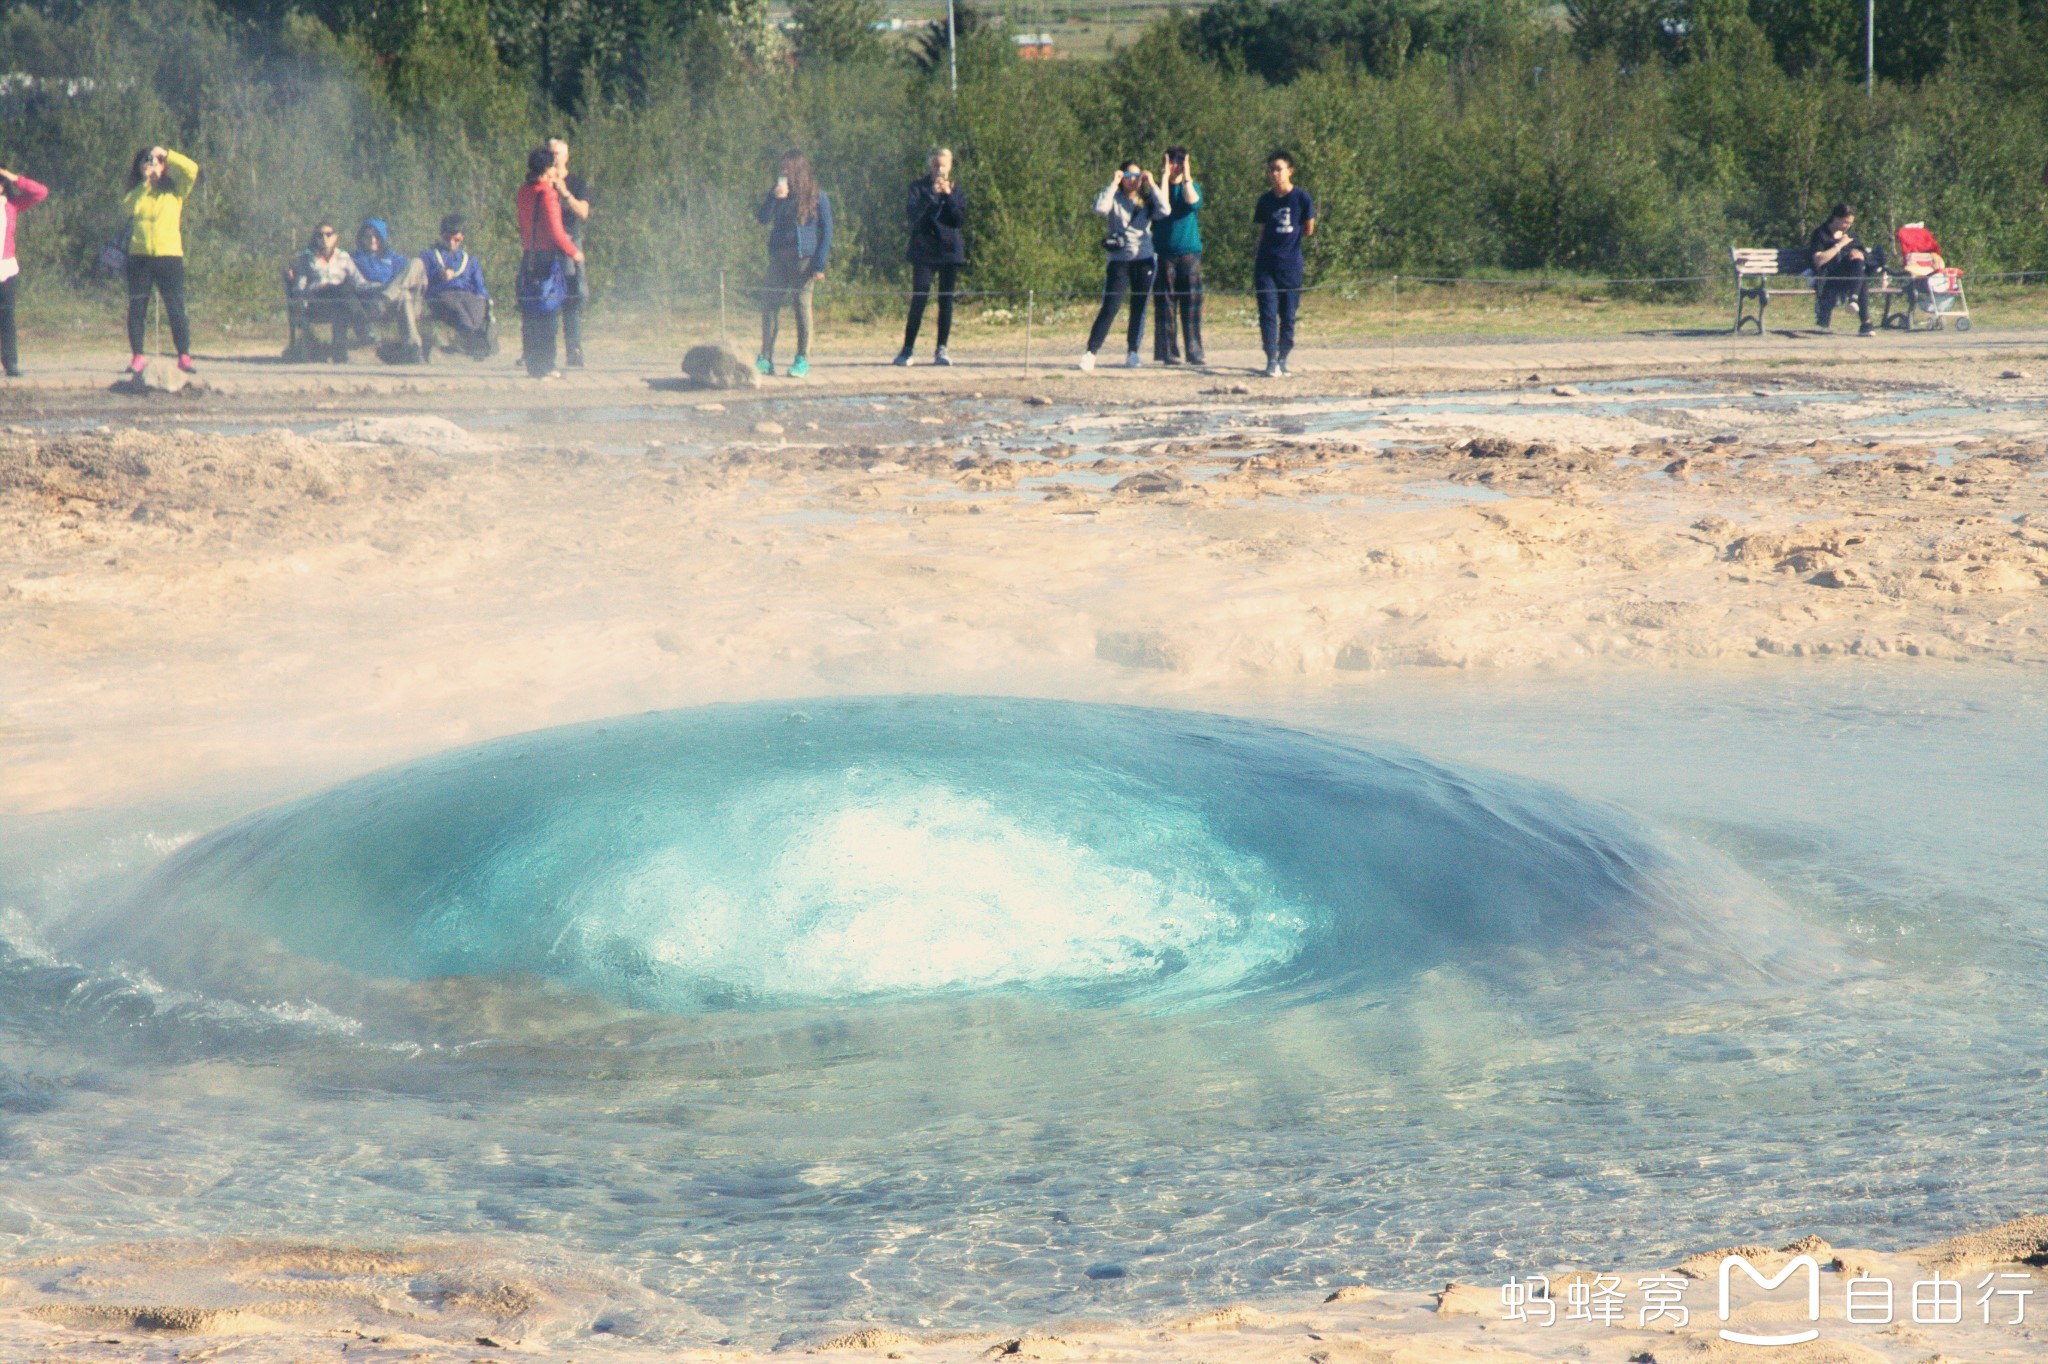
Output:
[947,0,958,94]
[1866,0,1874,95]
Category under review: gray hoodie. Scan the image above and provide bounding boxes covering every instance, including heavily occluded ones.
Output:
[1093,175,1171,262]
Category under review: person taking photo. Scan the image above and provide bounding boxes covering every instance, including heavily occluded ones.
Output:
[1080,159,1168,371]
[121,145,199,376]
[896,146,967,368]
[548,137,592,366]
[1152,145,1203,366]
[756,151,833,378]
[0,162,49,378]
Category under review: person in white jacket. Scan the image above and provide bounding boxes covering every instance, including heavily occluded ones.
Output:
[1079,161,1169,370]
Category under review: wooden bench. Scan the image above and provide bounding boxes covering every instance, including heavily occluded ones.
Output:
[1731,246,1904,334]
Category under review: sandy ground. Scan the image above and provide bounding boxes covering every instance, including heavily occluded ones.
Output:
[0,1222,2043,1361]
[6,330,2048,812]
[4,329,2048,1358]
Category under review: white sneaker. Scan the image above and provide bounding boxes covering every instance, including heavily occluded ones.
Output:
[1078,352,1095,372]
[1278,356,1292,376]
[1125,350,1142,368]
[1263,360,1281,378]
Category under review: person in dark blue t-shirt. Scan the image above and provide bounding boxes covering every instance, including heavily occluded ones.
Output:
[1251,150,1315,378]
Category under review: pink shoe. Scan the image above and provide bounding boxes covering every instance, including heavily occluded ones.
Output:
[128,354,147,374]
[177,354,196,374]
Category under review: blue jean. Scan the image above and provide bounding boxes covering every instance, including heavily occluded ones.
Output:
[1254,261,1301,361]
[1086,258,1154,356]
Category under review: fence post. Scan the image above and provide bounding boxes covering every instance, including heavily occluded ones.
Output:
[1390,274,1398,312]
[1025,289,1033,373]
[718,270,727,347]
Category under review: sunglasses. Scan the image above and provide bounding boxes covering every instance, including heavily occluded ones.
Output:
[318,230,336,238]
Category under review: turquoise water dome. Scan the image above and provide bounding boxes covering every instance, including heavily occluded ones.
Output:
[102,696,1809,1028]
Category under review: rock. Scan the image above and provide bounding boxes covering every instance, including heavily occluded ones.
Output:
[681,344,759,390]
[320,415,485,455]
[695,402,726,413]
[1550,384,1581,397]
[1096,630,1180,670]
[1665,456,1691,477]
[2000,369,2029,379]
[1463,436,1520,459]
[111,359,191,395]
[1023,395,1054,406]
[1322,1284,1380,1304]
[813,1328,918,1351]
[752,421,785,436]
[1709,432,1741,444]
[1693,515,1735,535]
[1434,1281,1493,1316]
[1526,372,1542,382]
[1112,470,1183,494]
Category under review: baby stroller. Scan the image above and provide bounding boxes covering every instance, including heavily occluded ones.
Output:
[1885,223,1971,332]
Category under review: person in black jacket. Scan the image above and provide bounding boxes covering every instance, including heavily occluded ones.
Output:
[895,147,967,367]
[1808,202,1874,335]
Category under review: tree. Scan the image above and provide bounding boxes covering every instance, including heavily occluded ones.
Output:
[792,0,883,65]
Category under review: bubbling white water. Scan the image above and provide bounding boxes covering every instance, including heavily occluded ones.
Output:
[515,773,1308,1008]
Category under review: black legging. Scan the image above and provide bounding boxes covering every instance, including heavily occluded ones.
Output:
[1816,256,1870,325]
[0,276,18,375]
[1153,253,1204,363]
[903,262,959,350]
[1086,258,1154,356]
[126,254,191,356]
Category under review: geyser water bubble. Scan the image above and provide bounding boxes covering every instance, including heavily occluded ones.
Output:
[89,697,1819,1031]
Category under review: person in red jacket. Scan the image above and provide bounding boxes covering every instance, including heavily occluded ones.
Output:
[0,163,49,379]
[515,145,583,378]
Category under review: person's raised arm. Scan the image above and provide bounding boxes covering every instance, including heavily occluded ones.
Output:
[558,178,590,222]
[0,169,49,207]
[1093,176,1121,217]
[162,149,198,195]
[938,182,965,227]
[1144,173,1169,215]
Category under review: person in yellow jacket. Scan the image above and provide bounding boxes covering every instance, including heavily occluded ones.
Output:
[122,145,198,375]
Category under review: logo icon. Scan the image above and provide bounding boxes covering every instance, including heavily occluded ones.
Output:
[1718,1254,1822,1346]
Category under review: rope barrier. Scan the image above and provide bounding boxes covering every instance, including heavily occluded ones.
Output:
[724,271,1721,301]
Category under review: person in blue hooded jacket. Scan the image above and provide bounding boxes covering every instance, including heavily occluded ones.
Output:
[349,217,429,362]
[420,213,492,357]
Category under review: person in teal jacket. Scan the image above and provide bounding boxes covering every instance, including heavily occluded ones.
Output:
[1152,146,1204,365]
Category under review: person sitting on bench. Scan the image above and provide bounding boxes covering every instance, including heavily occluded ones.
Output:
[350,217,429,361]
[420,214,491,356]
[284,222,371,361]
[1809,203,1875,335]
